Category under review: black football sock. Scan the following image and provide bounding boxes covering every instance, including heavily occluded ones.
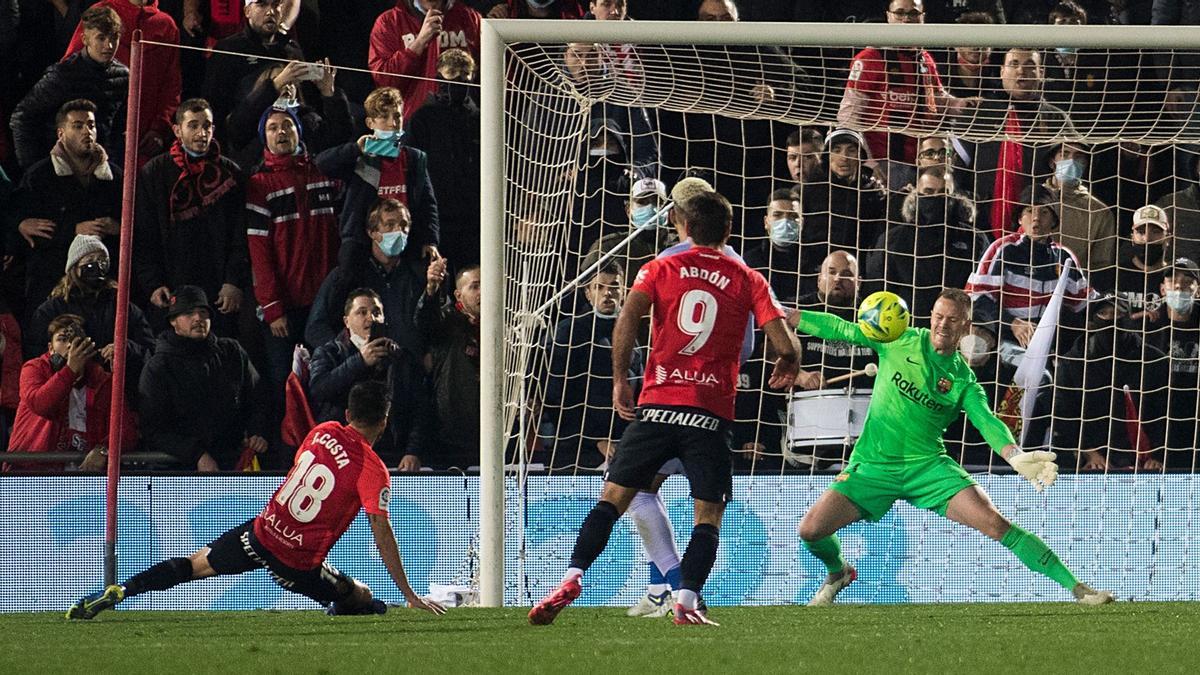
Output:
[568,501,621,572]
[123,557,193,597]
[679,523,720,593]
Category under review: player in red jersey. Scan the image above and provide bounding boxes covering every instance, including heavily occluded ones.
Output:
[67,381,445,619]
[529,191,800,627]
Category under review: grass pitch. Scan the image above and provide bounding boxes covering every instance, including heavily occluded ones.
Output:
[4,603,1199,674]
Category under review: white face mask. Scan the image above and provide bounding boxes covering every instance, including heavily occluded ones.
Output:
[768,218,800,246]
[1165,289,1195,313]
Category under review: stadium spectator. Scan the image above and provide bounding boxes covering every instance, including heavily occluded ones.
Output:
[10,6,128,170]
[134,98,248,338]
[563,41,658,177]
[966,189,1093,372]
[1054,294,1168,471]
[202,0,305,141]
[541,261,640,470]
[865,167,988,320]
[784,127,825,195]
[138,285,268,471]
[586,0,626,20]
[418,264,481,470]
[308,287,430,471]
[939,13,1000,99]
[1041,142,1117,283]
[6,313,134,473]
[836,0,977,189]
[369,0,482,123]
[570,116,639,256]
[408,48,481,268]
[223,59,354,171]
[62,0,181,165]
[306,199,433,357]
[8,100,122,313]
[801,128,886,283]
[1109,204,1172,323]
[316,86,440,271]
[923,0,1004,23]
[958,47,1076,238]
[478,0,585,19]
[1152,0,1200,115]
[245,102,342,414]
[1144,257,1200,470]
[24,236,155,395]
[744,188,805,303]
[1153,148,1200,264]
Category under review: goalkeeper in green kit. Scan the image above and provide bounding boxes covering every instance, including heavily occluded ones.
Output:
[792,289,1113,606]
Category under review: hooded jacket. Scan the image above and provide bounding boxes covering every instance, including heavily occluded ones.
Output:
[62,0,181,160]
[801,128,886,273]
[138,330,264,469]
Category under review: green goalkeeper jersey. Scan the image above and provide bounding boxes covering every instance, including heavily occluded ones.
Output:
[798,311,1015,465]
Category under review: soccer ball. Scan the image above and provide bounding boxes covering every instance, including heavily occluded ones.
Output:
[857,291,910,343]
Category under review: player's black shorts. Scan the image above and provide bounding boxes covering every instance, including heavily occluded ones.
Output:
[605,405,733,503]
[205,519,356,605]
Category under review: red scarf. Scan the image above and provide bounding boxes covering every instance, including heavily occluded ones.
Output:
[169,139,237,223]
[375,149,410,206]
[990,107,1025,239]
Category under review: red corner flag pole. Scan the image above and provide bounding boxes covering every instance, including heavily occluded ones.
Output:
[105,29,143,587]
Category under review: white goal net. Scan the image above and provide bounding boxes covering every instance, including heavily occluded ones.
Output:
[481,21,1200,607]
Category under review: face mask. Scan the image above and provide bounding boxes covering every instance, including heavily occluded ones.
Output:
[1140,243,1166,266]
[378,230,408,257]
[915,196,949,225]
[1165,289,1195,313]
[631,204,665,230]
[78,261,108,287]
[373,128,404,142]
[768,218,800,246]
[1055,47,1077,55]
[589,146,614,157]
[438,81,471,106]
[1055,158,1084,185]
[593,306,618,319]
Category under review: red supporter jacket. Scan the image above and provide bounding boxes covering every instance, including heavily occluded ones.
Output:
[369,1,481,118]
[64,0,181,160]
[6,354,137,472]
[245,149,342,324]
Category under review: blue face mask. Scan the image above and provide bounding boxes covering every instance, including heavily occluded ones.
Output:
[378,230,408,257]
[1056,47,1077,55]
[630,204,665,230]
[373,128,404,141]
[768,218,800,246]
[1055,158,1084,185]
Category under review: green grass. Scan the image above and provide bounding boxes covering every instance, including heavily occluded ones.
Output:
[4,604,1199,674]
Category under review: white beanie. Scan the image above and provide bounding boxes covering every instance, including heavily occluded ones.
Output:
[65,235,109,273]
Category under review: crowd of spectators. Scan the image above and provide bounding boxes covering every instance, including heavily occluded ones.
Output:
[0,0,1199,476]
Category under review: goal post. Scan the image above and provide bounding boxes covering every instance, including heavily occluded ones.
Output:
[480,19,1200,607]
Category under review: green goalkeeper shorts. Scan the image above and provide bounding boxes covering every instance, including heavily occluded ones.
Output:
[828,455,977,522]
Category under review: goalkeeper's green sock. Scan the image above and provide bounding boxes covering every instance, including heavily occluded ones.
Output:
[1001,524,1079,590]
[802,535,847,575]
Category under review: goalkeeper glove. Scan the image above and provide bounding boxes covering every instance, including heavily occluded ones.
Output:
[1007,450,1058,492]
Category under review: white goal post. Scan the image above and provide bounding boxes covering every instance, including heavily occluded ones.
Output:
[478,19,1200,608]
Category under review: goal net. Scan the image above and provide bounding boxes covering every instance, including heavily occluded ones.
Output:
[484,21,1200,606]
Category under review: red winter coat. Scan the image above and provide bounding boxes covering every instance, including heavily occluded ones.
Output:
[63,0,181,163]
[245,149,342,324]
[6,354,137,472]
[369,1,481,119]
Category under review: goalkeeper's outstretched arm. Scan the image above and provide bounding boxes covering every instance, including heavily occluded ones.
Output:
[962,382,1058,492]
[788,309,878,349]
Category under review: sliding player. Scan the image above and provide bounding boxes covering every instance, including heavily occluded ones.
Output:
[67,381,445,619]
[792,289,1114,606]
[529,191,799,626]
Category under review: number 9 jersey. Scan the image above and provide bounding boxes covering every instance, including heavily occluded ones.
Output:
[253,421,392,570]
[631,247,784,420]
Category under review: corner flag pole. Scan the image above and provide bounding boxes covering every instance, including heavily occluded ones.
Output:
[105,29,144,587]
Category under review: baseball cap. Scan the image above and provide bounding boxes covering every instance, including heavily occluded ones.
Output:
[1169,257,1200,282]
[1134,204,1169,230]
[630,177,667,201]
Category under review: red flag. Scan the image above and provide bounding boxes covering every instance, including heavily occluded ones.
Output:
[1122,385,1153,468]
[281,346,316,448]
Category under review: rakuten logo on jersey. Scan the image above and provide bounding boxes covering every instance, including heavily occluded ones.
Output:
[657,366,720,387]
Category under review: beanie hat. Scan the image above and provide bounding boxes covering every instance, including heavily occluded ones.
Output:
[65,234,109,273]
[258,104,304,146]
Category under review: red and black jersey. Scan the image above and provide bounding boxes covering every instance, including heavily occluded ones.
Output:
[245,151,342,324]
[254,422,391,570]
[843,47,944,163]
[632,247,784,420]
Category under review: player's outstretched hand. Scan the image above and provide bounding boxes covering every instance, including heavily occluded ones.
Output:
[1008,450,1058,492]
[767,355,799,390]
[613,378,636,421]
[407,594,447,616]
